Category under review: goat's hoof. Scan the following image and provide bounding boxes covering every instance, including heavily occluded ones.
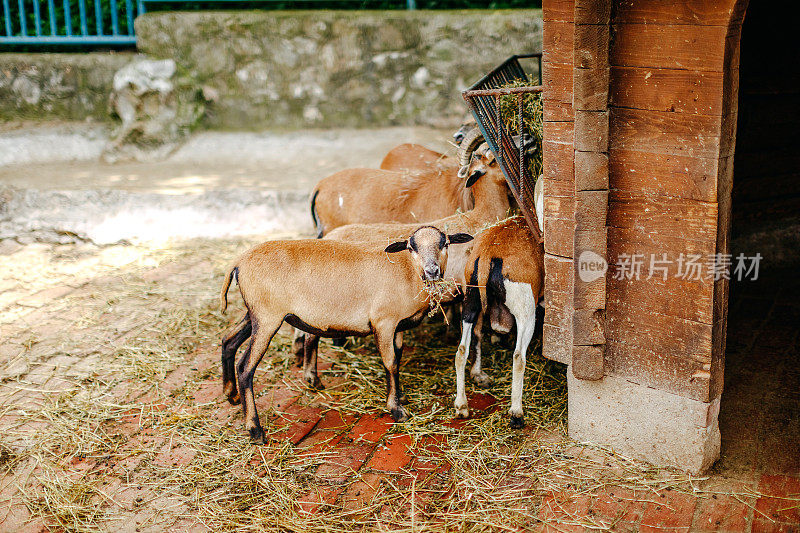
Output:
[391,406,410,423]
[248,426,266,444]
[306,376,325,390]
[399,393,410,405]
[509,416,525,429]
[471,372,492,387]
[454,406,470,419]
[227,393,242,405]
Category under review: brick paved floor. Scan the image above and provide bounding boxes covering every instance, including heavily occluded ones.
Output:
[0,240,797,532]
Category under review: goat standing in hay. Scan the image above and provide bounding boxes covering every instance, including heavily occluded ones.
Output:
[219,226,473,441]
[455,214,544,429]
[220,132,512,398]
[310,127,486,237]
[293,141,516,386]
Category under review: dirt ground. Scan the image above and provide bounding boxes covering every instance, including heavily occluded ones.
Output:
[0,236,797,532]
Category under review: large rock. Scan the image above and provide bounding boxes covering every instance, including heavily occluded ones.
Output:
[0,53,133,122]
[105,58,205,162]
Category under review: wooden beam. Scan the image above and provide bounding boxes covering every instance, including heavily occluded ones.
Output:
[543,0,575,22]
[611,66,724,115]
[543,20,575,65]
[608,148,719,202]
[610,107,725,159]
[614,0,743,26]
[610,23,729,72]
[571,0,610,380]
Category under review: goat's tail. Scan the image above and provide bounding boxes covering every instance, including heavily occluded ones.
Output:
[220,266,238,313]
[485,257,505,308]
[476,255,494,310]
[310,189,324,239]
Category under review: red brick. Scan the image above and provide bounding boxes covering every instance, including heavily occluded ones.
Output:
[589,487,645,525]
[192,380,221,405]
[469,392,498,412]
[692,494,749,532]
[16,285,74,308]
[401,457,448,488]
[298,485,342,514]
[0,504,49,533]
[312,410,357,433]
[347,413,393,443]
[259,380,302,412]
[339,472,385,510]
[538,491,590,531]
[756,475,800,524]
[272,405,323,445]
[640,489,697,532]
[752,519,800,533]
[297,429,344,453]
[153,444,197,468]
[441,417,469,429]
[367,434,413,472]
[315,444,373,480]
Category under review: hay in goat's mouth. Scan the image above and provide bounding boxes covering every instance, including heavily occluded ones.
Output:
[421,277,460,322]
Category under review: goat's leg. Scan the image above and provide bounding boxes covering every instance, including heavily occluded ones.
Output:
[292,328,305,367]
[454,316,475,418]
[504,282,537,429]
[221,313,251,405]
[393,332,409,405]
[237,314,283,443]
[375,323,408,422]
[302,334,324,390]
[455,280,483,417]
[469,312,492,386]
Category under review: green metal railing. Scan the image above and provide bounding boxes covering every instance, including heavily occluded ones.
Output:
[0,0,418,46]
[1,0,142,44]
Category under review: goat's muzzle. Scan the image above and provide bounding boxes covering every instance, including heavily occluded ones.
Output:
[423,265,442,281]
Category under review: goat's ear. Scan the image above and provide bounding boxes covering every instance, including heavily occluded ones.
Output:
[385,240,408,253]
[448,233,474,245]
[484,151,496,164]
[465,169,485,188]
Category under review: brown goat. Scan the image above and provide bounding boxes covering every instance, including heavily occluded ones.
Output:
[220,226,473,442]
[311,166,471,238]
[456,216,544,428]
[309,128,487,238]
[323,142,511,286]
[221,141,515,372]
[379,143,457,173]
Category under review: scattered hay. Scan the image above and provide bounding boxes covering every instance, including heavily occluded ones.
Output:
[0,237,765,532]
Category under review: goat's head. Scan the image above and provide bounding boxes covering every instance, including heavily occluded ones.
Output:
[452,120,476,145]
[385,226,473,281]
[459,142,504,188]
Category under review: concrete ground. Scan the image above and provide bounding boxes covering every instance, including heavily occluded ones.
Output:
[0,125,798,531]
[0,124,456,244]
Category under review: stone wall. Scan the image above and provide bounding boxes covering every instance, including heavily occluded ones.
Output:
[135,10,542,129]
[0,10,542,130]
[0,53,134,122]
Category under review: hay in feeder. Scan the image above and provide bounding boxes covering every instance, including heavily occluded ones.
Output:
[498,80,544,182]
